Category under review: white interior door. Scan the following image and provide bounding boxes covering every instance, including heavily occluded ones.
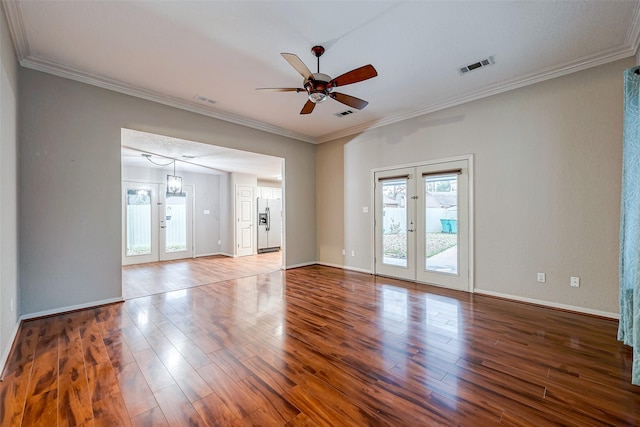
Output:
[159,184,194,261]
[374,159,471,291]
[236,185,254,256]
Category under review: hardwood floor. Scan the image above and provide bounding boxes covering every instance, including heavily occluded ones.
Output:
[122,252,282,299]
[2,265,639,426]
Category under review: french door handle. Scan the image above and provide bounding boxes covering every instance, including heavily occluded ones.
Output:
[160,226,166,229]
[407,228,415,232]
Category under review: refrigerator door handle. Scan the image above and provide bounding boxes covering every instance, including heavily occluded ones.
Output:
[266,206,270,231]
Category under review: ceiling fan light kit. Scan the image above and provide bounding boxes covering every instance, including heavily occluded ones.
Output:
[257,45,378,115]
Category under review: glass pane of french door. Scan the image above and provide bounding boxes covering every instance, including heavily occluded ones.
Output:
[126,188,152,256]
[164,195,187,252]
[122,182,158,266]
[424,173,458,274]
[374,168,416,281]
[382,178,408,268]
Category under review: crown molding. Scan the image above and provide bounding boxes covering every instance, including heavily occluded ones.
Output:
[317,41,640,143]
[626,0,640,51]
[5,0,640,146]
[2,0,29,59]
[21,56,317,144]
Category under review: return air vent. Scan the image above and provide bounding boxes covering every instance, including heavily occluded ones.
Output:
[459,56,494,75]
[194,94,217,105]
[335,110,354,118]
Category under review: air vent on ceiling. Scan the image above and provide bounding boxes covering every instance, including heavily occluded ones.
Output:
[194,94,217,105]
[335,110,354,118]
[459,56,494,75]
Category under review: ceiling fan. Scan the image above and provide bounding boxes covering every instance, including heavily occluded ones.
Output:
[257,45,378,115]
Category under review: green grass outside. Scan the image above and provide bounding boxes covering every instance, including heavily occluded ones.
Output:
[383,232,457,259]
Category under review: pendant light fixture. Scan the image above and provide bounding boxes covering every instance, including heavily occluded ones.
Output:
[166,158,183,196]
[141,153,185,196]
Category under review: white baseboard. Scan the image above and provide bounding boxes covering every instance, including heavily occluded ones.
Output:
[342,265,372,274]
[284,261,317,270]
[20,297,124,321]
[316,262,344,269]
[195,252,222,258]
[0,319,21,379]
[316,262,372,274]
[473,289,619,319]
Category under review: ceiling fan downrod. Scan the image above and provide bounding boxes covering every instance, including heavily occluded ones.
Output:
[311,45,325,73]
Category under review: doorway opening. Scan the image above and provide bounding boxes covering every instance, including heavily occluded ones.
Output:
[121,128,285,299]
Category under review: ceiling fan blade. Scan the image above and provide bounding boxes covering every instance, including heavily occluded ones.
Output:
[330,64,378,87]
[330,92,369,110]
[281,53,313,80]
[256,87,305,92]
[300,99,316,115]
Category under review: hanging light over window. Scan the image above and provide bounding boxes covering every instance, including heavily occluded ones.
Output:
[141,153,185,197]
[166,157,183,196]
[167,173,182,195]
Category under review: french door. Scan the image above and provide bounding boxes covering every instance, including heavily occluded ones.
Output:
[374,159,471,291]
[122,182,194,265]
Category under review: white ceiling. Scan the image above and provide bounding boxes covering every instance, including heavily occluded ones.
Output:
[5,1,640,144]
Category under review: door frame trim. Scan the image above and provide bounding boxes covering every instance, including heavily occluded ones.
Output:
[370,154,474,292]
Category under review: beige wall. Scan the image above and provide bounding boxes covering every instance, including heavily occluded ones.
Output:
[317,58,631,316]
[316,138,344,266]
[19,68,316,315]
[0,4,19,367]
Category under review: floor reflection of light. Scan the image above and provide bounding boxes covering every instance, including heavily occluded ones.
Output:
[273,323,284,337]
[136,312,148,326]
[164,347,181,370]
[425,295,460,335]
[382,286,408,322]
[165,289,187,301]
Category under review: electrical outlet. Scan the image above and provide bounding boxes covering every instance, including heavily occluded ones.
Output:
[351,250,355,257]
[218,240,222,245]
[10,298,14,312]
[342,249,346,256]
[537,273,546,283]
[571,276,580,287]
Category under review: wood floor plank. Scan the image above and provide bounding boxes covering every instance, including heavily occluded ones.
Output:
[3,263,640,426]
[115,362,158,419]
[237,374,300,424]
[130,406,169,427]
[22,388,57,427]
[192,391,241,426]
[152,383,207,427]
[91,394,132,427]
[131,348,175,393]
[58,326,93,426]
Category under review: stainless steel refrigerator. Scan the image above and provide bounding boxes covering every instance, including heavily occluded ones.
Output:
[257,198,282,253]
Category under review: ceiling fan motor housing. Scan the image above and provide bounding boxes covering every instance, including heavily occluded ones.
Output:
[304,73,333,103]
